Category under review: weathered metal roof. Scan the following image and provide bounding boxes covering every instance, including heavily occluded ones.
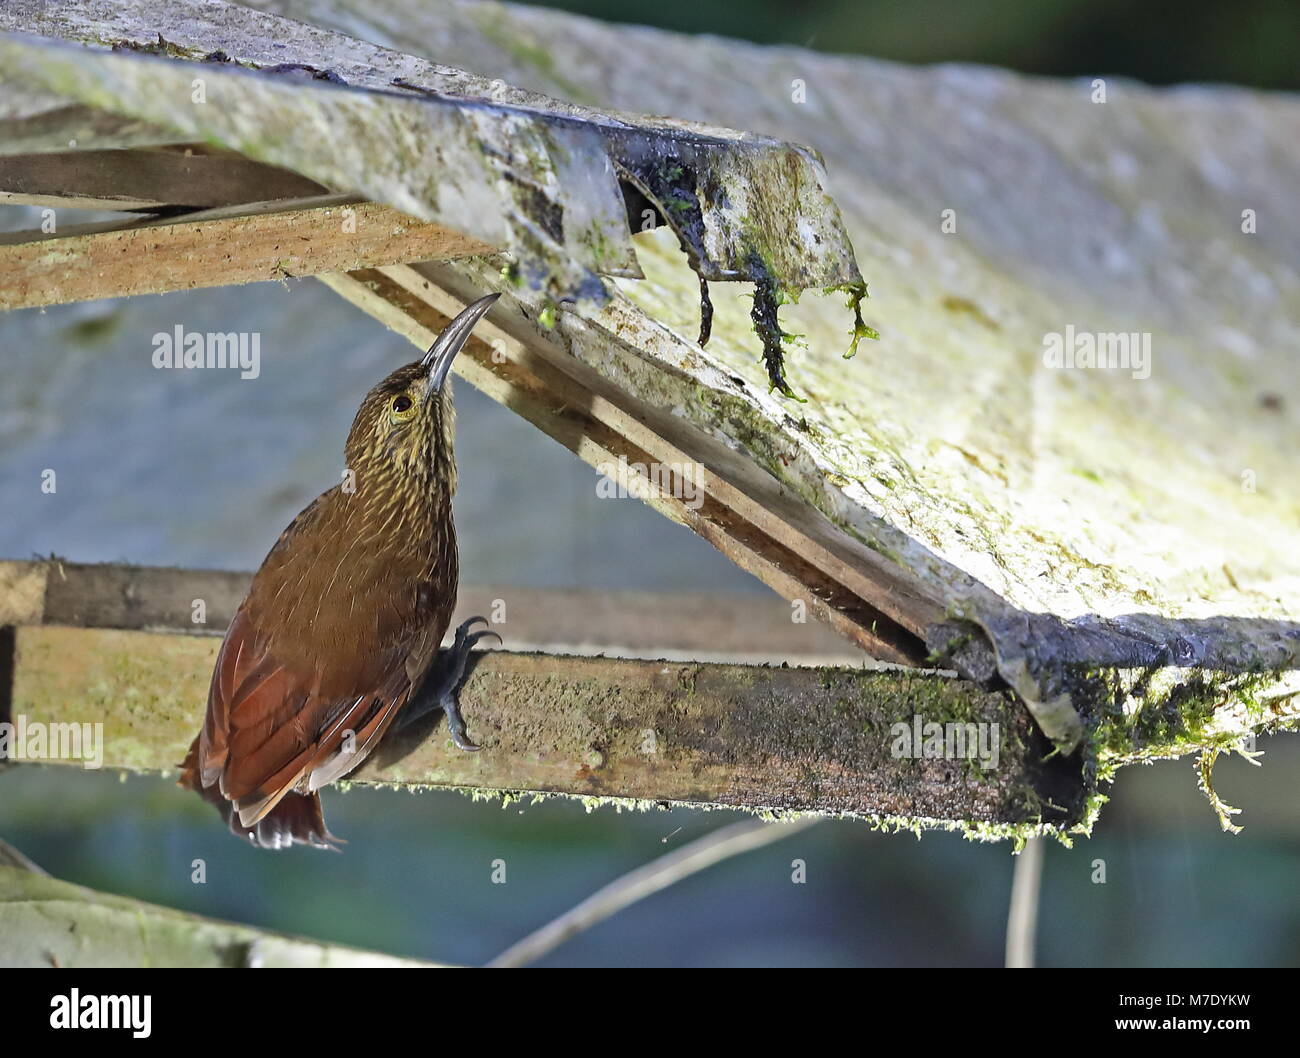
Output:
[1,0,1297,786]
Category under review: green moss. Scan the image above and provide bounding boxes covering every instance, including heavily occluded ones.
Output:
[424,781,1087,847]
[1078,662,1296,827]
[1195,748,1243,834]
[826,280,880,358]
[1088,666,1283,768]
[748,270,805,400]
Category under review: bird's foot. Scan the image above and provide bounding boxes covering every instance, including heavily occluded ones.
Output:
[400,617,500,751]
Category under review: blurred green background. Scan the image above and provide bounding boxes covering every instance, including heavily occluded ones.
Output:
[2,0,1298,967]
[539,0,1300,90]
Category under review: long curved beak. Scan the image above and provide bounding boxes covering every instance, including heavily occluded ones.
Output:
[422,292,500,392]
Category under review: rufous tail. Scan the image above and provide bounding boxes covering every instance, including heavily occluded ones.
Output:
[179,737,341,851]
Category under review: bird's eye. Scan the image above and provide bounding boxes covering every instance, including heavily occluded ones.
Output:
[391,394,413,414]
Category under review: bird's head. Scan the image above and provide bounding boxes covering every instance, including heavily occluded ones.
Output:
[344,293,499,493]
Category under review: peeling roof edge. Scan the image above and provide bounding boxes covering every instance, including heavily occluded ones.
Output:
[0,0,863,308]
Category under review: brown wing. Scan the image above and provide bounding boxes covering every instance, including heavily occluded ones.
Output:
[178,483,455,849]
[179,605,413,850]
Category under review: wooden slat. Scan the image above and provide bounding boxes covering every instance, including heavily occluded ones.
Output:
[2,624,1079,826]
[0,147,328,211]
[0,199,496,309]
[0,559,864,664]
[0,103,186,157]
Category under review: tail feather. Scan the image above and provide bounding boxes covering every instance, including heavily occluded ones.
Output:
[179,737,340,851]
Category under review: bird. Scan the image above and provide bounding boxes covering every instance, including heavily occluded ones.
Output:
[178,293,502,850]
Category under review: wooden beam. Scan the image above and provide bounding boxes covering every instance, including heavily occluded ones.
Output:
[1,624,1080,827]
[0,559,863,664]
[0,147,328,211]
[0,103,185,157]
[0,198,496,309]
[322,267,944,667]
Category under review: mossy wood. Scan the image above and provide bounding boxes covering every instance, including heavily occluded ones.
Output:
[3,624,1083,836]
[0,0,861,304]
[8,560,1294,839]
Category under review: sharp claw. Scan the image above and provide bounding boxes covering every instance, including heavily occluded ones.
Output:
[398,616,497,748]
[466,629,502,651]
[446,709,481,752]
[454,616,489,640]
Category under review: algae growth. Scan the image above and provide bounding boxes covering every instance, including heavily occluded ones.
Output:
[749,271,804,400]
[828,280,880,359]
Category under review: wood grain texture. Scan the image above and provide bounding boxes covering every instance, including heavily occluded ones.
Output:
[0,199,495,309]
[0,147,328,210]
